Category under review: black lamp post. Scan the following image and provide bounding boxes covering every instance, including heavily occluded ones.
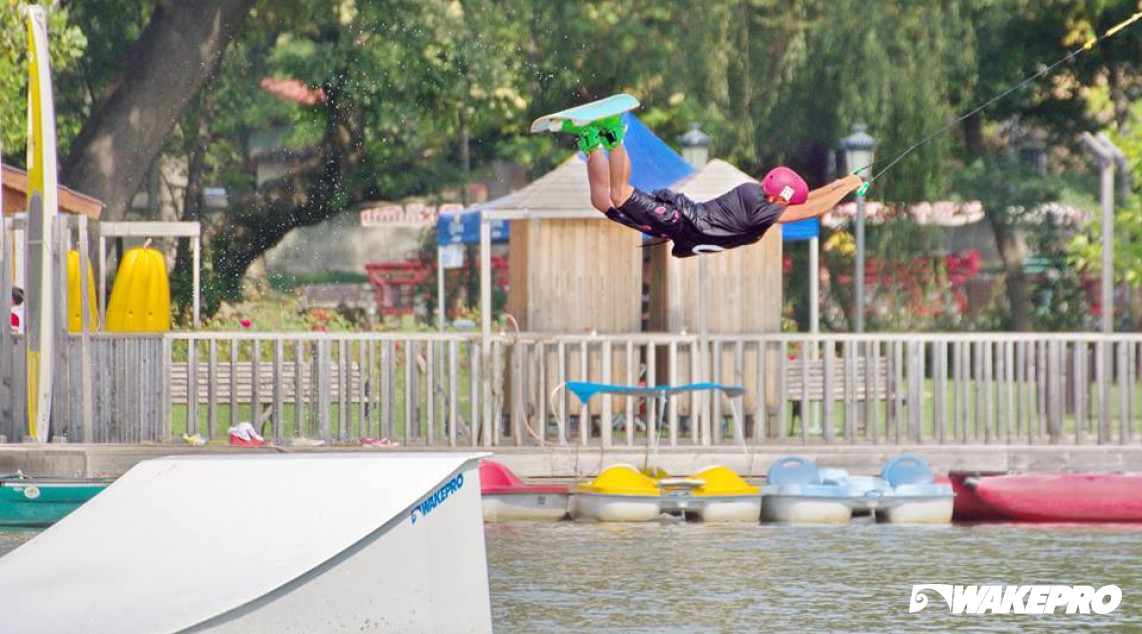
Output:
[840,123,877,332]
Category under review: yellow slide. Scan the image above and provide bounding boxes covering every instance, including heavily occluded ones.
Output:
[105,246,171,332]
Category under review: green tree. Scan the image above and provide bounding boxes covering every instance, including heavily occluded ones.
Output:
[0,2,87,161]
[956,154,1066,330]
[61,0,255,220]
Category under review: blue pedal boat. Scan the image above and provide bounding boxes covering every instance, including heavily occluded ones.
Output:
[761,455,954,524]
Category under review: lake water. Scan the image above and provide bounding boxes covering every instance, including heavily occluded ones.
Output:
[485,520,1142,633]
[4,521,1139,632]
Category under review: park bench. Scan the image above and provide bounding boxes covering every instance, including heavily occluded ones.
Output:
[169,361,364,404]
[781,356,893,402]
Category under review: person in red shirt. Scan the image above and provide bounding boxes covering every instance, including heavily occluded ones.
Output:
[10,287,24,334]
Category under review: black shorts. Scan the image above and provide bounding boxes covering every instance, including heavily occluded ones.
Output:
[607,188,703,256]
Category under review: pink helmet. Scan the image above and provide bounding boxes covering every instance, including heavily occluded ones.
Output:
[763,167,808,204]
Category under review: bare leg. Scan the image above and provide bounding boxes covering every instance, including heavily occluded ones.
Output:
[608,144,634,208]
[587,150,612,213]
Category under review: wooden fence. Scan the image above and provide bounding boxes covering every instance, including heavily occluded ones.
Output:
[0,335,167,443]
[1,332,1140,446]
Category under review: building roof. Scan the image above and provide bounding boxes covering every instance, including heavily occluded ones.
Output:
[2,164,105,219]
[673,159,822,241]
[673,159,756,200]
[826,200,983,227]
[481,156,588,216]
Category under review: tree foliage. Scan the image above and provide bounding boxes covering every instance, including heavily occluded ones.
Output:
[3,0,1141,326]
[0,2,87,160]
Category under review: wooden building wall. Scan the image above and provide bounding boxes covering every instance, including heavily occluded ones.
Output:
[648,226,782,333]
[507,217,642,332]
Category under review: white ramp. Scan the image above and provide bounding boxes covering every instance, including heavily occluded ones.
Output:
[0,453,492,633]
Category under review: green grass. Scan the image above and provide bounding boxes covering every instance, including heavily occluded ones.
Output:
[771,378,1142,443]
[171,375,1142,445]
[172,380,479,444]
[170,339,480,443]
[167,335,1142,446]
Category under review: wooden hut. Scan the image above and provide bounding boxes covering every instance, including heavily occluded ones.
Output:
[488,113,693,333]
[494,156,643,333]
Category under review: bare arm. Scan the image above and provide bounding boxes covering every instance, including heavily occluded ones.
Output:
[777,175,863,224]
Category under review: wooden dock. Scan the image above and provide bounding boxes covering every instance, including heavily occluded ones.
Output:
[1,443,1139,479]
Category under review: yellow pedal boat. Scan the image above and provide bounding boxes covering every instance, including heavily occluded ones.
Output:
[570,464,662,522]
[570,464,761,522]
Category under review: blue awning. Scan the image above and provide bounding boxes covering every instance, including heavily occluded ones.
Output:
[621,112,694,192]
[782,218,819,242]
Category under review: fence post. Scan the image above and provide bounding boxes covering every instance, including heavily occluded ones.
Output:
[1048,340,1064,444]
[273,338,284,440]
[229,338,239,431]
[510,340,523,447]
[1118,341,1129,445]
[602,340,614,448]
[160,336,172,442]
[53,221,70,441]
[0,207,13,438]
[294,340,306,438]
[934,340,947,445]
[822,340,834,444]
[449,340,459,447]
[754,340,766,444]
[317,338,331,441]
[843,340,856,441]
[252,339,262,435]
[732,340,744,446]
[427,340,438,446]
[404,339,416,444]
[77,215,95,443]
[870,340,881,444]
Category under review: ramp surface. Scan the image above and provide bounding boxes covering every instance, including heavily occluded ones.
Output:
[0,452,490,633]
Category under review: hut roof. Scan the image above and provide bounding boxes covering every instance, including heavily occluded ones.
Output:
[673,159,757,201]
[481,114,692,220]
[2,164,104,219]
[483,156,587,216]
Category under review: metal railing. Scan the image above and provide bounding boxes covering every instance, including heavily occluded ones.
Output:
[1,331,1140,446]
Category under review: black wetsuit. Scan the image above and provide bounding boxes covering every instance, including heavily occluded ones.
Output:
[606,184,786,257]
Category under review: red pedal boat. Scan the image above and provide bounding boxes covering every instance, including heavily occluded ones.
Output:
[479,460,569,522]
[965,473,1142,523]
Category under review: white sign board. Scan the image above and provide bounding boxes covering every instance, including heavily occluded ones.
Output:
[438,244,465,269]
[360,203,463,228]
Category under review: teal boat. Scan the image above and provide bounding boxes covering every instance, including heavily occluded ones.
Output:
[0,474,111,527]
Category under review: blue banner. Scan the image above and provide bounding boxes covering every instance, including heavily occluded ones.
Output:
[437,209,509,246]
